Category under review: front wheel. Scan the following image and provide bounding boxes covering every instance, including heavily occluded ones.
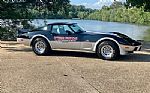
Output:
[96,41,120,60]
[32,38,51,55]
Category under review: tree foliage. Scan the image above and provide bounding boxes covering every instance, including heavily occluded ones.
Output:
[0,0,71,40]
[0,0,95,19]
[0,0,95,40]
[126,0,150,11]
[69,5,95,19]
[87,1,150,25]
[0,0,70,19]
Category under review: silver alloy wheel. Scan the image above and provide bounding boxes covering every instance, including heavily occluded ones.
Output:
[100,45,114,58]
[35,41,46,54]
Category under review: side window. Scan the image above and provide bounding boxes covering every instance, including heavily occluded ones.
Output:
[52,25,60,34]
[51,25,68,35]
[59,25,67,34]
[63,25,74,34]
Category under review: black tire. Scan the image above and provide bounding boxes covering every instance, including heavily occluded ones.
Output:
[96,41,120,60]
[32,38,51,55]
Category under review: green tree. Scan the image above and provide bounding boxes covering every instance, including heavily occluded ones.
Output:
[126,0,150,11]
[110,1,124,9]
[87,4,150,25]
[77,12,89,19]
[0,0,71,40]
[69,5,95,18]
[0,0,71,19]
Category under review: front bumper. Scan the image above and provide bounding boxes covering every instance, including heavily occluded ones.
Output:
[17,38,30,46]
[119,44,142,55]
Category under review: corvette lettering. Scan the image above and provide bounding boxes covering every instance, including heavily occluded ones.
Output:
[54,36,78,42]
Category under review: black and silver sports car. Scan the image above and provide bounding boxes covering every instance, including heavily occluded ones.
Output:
[17,22,142,60]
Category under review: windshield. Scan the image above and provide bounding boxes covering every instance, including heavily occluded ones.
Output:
[70,24,85,33]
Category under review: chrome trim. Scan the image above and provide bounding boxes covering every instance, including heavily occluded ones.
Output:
[100,45,114,58]
[92,37,142,55]
[50,41,81,49]
[50,41,94,51]
[35,41,46,54]
[18,36,142,56]
[30,34,51,46]
[93,37,125,55]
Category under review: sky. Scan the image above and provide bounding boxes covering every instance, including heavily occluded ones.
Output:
[70,0,126,9]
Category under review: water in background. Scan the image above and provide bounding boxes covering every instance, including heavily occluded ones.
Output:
[31,19,149,40]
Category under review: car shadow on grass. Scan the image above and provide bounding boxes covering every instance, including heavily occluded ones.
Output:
[117,54,150,62]
[50,50,98,58]
[50,51,150,62]
[5,48,150,62]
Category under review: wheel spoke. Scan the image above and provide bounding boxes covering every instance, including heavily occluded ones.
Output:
[101,45,114,58]
[35,41,46,54]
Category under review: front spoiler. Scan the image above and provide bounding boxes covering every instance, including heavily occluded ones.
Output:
[119,44,142,55]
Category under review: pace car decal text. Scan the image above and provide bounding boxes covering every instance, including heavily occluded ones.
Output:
[54,36,78,42]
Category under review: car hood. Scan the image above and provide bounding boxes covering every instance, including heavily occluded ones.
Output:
[82,31,120,36]
[82,31,141,46]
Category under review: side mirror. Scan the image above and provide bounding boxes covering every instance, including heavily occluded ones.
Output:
[66,30,73,35]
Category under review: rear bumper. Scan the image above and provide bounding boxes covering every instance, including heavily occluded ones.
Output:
[17,38,30,46]
[119,44,142,55]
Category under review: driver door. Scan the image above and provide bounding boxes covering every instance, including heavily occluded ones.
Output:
[50,25,81,50]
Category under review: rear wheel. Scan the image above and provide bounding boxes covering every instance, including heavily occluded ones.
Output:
[32,38,51,55]
[96,41,120,60]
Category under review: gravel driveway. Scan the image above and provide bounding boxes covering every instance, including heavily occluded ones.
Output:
[0,41,150,93]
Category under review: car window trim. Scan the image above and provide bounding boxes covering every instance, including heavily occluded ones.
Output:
[51,24,76,35]
[68,24,85,34]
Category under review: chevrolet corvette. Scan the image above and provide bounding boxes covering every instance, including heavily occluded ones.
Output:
[17,22,142,60]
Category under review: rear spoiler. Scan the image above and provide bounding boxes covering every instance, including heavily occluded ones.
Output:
[17,29,30,38]
[18,29,30,34]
